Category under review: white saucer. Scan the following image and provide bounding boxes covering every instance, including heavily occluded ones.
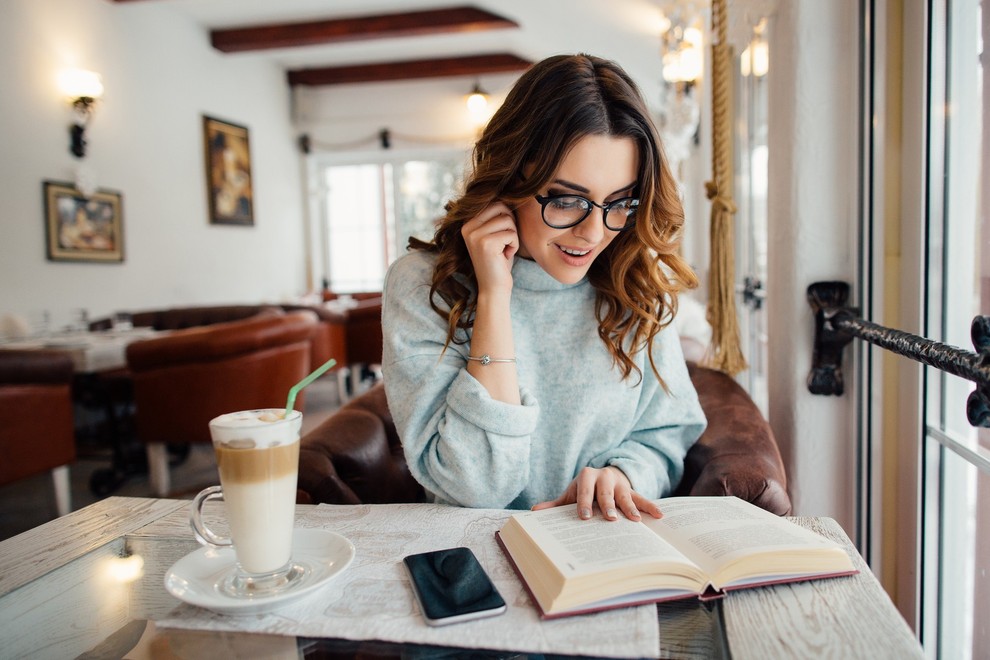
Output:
[164,528,355,615]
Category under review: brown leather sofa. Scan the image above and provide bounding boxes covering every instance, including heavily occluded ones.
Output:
[0,350,76,516]
[94,300,384,383]
[90,304,282,331]
[126,310,318,496]
[298,363,792,515]
[93,304,339,375]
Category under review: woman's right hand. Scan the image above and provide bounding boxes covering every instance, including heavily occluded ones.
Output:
[460,202,518,295]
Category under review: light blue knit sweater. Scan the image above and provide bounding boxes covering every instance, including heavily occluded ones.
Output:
[381,250,707,510]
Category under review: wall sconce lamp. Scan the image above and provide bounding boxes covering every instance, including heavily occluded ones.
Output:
[466,82,489,126]
[58,68,104,158]
[661,25,704,86]
[657,9,704,178]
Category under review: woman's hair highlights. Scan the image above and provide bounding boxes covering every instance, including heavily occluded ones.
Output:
[411,53,698,382]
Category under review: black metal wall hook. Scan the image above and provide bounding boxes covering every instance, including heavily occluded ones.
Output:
[807,282,857,396]
[807,281,990,427]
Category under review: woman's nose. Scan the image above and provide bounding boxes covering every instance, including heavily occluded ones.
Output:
[571,207,607,243]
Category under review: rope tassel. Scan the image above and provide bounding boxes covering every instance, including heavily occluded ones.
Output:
[704,0,747,376]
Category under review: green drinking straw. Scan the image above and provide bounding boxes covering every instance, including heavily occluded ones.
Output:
[285,358,337,418]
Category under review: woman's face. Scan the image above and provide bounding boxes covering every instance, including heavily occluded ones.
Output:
[515,134,639,285]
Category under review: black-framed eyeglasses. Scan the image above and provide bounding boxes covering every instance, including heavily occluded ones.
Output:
[534,194,639,231]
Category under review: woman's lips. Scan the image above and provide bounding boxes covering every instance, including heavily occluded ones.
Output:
[554,243,594,266]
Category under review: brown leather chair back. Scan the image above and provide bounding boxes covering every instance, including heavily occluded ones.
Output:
[342,299,383,366]
[128,305,283,331]
[0,350,75,486]
[127,311,317,446]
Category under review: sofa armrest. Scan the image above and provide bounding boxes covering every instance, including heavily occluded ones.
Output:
[298,382,423,505]
[675,363,792,515]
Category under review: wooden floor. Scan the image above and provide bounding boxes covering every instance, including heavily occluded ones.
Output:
[0,376,344,542]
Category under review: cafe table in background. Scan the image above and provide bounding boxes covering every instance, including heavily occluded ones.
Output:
[0,326,167,494]
[0,326,162,373]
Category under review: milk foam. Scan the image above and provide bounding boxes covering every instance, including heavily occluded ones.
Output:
[209,409,302,449]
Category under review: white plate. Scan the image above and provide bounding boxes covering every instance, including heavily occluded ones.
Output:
[164,528,355,615]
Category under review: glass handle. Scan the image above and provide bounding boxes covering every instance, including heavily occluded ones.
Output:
[190,485,231,548]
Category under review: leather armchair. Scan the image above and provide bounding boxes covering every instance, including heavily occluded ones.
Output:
[0,350,76,516]
[127,310,318,496]
[298,364,793,515]
[672,364,791,514]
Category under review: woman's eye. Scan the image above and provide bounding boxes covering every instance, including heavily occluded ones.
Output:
[550,196,585,210]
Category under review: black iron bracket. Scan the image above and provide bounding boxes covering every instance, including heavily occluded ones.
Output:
[808,281,990,427]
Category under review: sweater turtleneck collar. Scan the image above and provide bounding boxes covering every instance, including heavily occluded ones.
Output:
[510,256,588,292]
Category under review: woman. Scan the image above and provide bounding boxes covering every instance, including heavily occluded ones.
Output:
[382,54,707,521]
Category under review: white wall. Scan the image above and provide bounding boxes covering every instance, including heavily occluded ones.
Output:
[0,0,306,329]
[766,0,861,525]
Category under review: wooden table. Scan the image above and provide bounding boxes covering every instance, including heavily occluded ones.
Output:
[0,497,923,659]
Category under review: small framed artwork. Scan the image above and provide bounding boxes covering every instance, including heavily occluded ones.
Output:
[43,181,124,263]
[203,115,254,225]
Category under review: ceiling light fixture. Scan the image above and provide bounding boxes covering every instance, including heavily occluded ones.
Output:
[466,82,489,125]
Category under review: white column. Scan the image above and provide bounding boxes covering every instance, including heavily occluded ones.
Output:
[765,0,861,528]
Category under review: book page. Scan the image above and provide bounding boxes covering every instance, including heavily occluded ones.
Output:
[511,506,696,577]
[643,497,846,580]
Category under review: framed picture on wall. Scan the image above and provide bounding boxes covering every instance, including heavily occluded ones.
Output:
[203,115,254,226]
[43,181,124,263]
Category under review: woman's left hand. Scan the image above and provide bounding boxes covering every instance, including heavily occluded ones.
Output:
[532,466,663,521]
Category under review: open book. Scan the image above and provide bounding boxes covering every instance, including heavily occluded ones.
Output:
[496,496,857,619]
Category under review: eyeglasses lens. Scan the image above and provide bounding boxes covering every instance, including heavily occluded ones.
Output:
[542,196,637,231]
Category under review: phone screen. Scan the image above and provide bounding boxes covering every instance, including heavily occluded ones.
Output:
[402,547,507,626]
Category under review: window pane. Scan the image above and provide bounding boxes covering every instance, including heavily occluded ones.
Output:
[937,447,990,659]
[393,159,463,255]
[324,164,386,292]
[923,0,987,654]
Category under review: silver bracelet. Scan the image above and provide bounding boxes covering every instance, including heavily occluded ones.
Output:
[466,354,516,366]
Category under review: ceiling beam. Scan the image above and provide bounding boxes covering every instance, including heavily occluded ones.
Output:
[287,53,531,86]
[211,6,518,53]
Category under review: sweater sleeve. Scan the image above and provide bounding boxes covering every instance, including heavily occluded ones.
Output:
[586,324,708,498]
[381,254,540,508]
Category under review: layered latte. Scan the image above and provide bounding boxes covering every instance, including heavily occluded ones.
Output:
[209,409,302,574]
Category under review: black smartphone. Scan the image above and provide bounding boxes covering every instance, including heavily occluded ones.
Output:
[402,547,507,626]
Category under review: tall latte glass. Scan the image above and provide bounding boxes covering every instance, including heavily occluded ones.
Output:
[191,409,303,598]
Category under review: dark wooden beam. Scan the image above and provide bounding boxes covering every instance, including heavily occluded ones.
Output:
[211,6,518,53]
[288,53,531,86]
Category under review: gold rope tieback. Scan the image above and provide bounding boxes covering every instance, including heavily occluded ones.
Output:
[704,0,747,376]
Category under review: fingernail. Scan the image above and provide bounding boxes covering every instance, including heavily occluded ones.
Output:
[606,508,617,519]
[579,508,592,519]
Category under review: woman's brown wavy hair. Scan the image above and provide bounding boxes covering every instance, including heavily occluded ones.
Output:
[409,53,698,383]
